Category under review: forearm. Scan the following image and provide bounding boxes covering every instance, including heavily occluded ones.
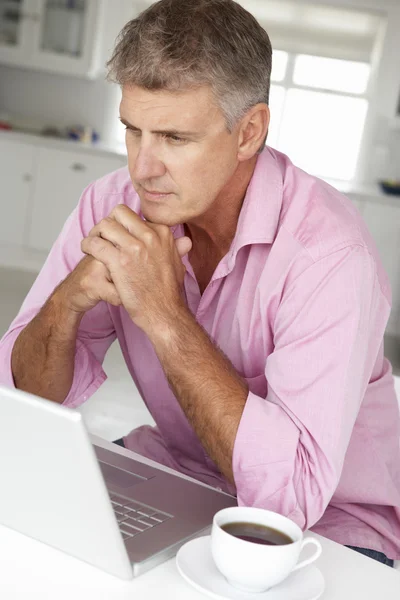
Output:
[11,289,83,404]
[147,307,248,483]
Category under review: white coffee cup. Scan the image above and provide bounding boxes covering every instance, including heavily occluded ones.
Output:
[211,506,322,593]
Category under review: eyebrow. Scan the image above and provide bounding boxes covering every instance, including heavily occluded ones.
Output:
[119,117,201,138]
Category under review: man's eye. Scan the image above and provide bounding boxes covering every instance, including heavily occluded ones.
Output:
[126,128,140,135]
[164,134,185,144]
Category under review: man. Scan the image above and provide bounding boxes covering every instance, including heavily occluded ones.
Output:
[1,0,399,567]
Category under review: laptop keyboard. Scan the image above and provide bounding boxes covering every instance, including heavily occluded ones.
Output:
[110,493,173,541]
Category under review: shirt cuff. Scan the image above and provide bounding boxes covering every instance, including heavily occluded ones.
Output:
[232,390,302,524]
[62,339,107,408]
[0,329,21,390]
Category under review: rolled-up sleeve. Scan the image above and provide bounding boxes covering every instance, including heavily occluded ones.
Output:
[232,245,390,530]
[0,181,117,407]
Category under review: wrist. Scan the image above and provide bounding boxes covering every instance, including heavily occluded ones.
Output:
[143,302,193,348]
[46,287,85,331]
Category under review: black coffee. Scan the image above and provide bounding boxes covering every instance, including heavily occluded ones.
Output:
[221,521,293,546]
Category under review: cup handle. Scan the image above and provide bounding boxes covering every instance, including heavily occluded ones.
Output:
[292,537,322,572]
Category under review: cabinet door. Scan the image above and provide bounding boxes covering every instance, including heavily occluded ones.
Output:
[28,146,125,252]
[30,0,103,77]
[362,201,400,336]
[0,0,35,66]
[0,138,34,246]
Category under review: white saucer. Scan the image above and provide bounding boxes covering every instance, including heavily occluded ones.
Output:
[176,536,325,600]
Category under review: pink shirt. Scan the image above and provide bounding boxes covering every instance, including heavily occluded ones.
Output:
[1,147,400,559]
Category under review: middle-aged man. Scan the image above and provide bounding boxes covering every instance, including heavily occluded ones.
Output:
[1,0,399,566]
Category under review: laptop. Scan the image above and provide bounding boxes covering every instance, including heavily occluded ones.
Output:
[0,385,237,580]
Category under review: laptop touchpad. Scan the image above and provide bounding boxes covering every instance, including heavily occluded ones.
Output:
[99,461,148,488]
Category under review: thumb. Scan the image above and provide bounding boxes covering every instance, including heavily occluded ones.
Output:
[175,235,192,258]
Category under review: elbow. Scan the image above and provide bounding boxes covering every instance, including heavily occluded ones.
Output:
[234,457,338,531]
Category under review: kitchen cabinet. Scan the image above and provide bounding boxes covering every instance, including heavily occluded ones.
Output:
[0,138,35,247]
[27,145,125,251]
[0,0,106,77]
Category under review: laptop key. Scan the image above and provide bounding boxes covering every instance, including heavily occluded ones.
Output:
[110,493,172,527]
[136,518,155,527]
[123,521,147,533]
[136,508,156,518]
[124,507,139,516]
[150,512,171,523]
[148,515,165,526]
[122,500,142,509]
[118,506,132,516]
[120,528,134,539]
[110,498,123,507]
[125,500,153,513]
[116,515,129,524]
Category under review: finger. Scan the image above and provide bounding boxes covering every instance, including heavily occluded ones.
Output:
[101,282,122,307]
[109,205,151,240]
[175,236,192,257]
[108,206,180,250]
[81,236,119,269]
[88,257,113,283]
[89,218,139,250]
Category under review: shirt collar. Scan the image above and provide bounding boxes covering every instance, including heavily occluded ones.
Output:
[229,146,284,256]
[172,146,284,264]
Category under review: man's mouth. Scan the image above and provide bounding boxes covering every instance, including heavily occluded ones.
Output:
[142,188,172,201]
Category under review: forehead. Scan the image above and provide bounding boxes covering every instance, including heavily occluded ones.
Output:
[120,84,224,130]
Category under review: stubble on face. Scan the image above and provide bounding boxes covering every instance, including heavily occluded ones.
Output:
[119,84,242,230]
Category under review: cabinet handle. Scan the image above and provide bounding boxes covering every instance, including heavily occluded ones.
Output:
[23,174,32,182]
[71,163,86,172]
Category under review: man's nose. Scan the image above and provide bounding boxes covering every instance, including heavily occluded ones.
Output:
[133,144,166,182]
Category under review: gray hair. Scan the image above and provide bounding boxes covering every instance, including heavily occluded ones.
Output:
[107,0,272,134]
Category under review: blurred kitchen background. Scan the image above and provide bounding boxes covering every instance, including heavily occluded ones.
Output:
[1,0,400,441]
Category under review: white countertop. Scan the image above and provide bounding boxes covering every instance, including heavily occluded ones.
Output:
[0,436,398,600]
[0,127,127,160]
[0,522,399,600]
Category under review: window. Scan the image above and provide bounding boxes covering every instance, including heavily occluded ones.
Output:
[240,0,384,182]
[268,52,370,181]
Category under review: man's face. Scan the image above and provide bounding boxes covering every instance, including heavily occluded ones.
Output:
[120,84,241,226]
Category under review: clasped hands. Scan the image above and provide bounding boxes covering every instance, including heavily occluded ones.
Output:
[80,205,192,334]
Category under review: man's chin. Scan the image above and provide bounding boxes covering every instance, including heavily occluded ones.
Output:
[140,204,182,227]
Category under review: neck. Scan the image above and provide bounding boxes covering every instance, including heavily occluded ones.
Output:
[185,156,258,257]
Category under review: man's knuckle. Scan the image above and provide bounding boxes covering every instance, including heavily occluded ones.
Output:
[91,259,104,273]
[111,205,125,219]
[120,247,135,264]
[80,272,91,290]
[91,236,104,250]
[158,224,170,237]
[142,230,156,246]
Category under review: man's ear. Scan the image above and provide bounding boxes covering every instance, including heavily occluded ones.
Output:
[237,104,270,161]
